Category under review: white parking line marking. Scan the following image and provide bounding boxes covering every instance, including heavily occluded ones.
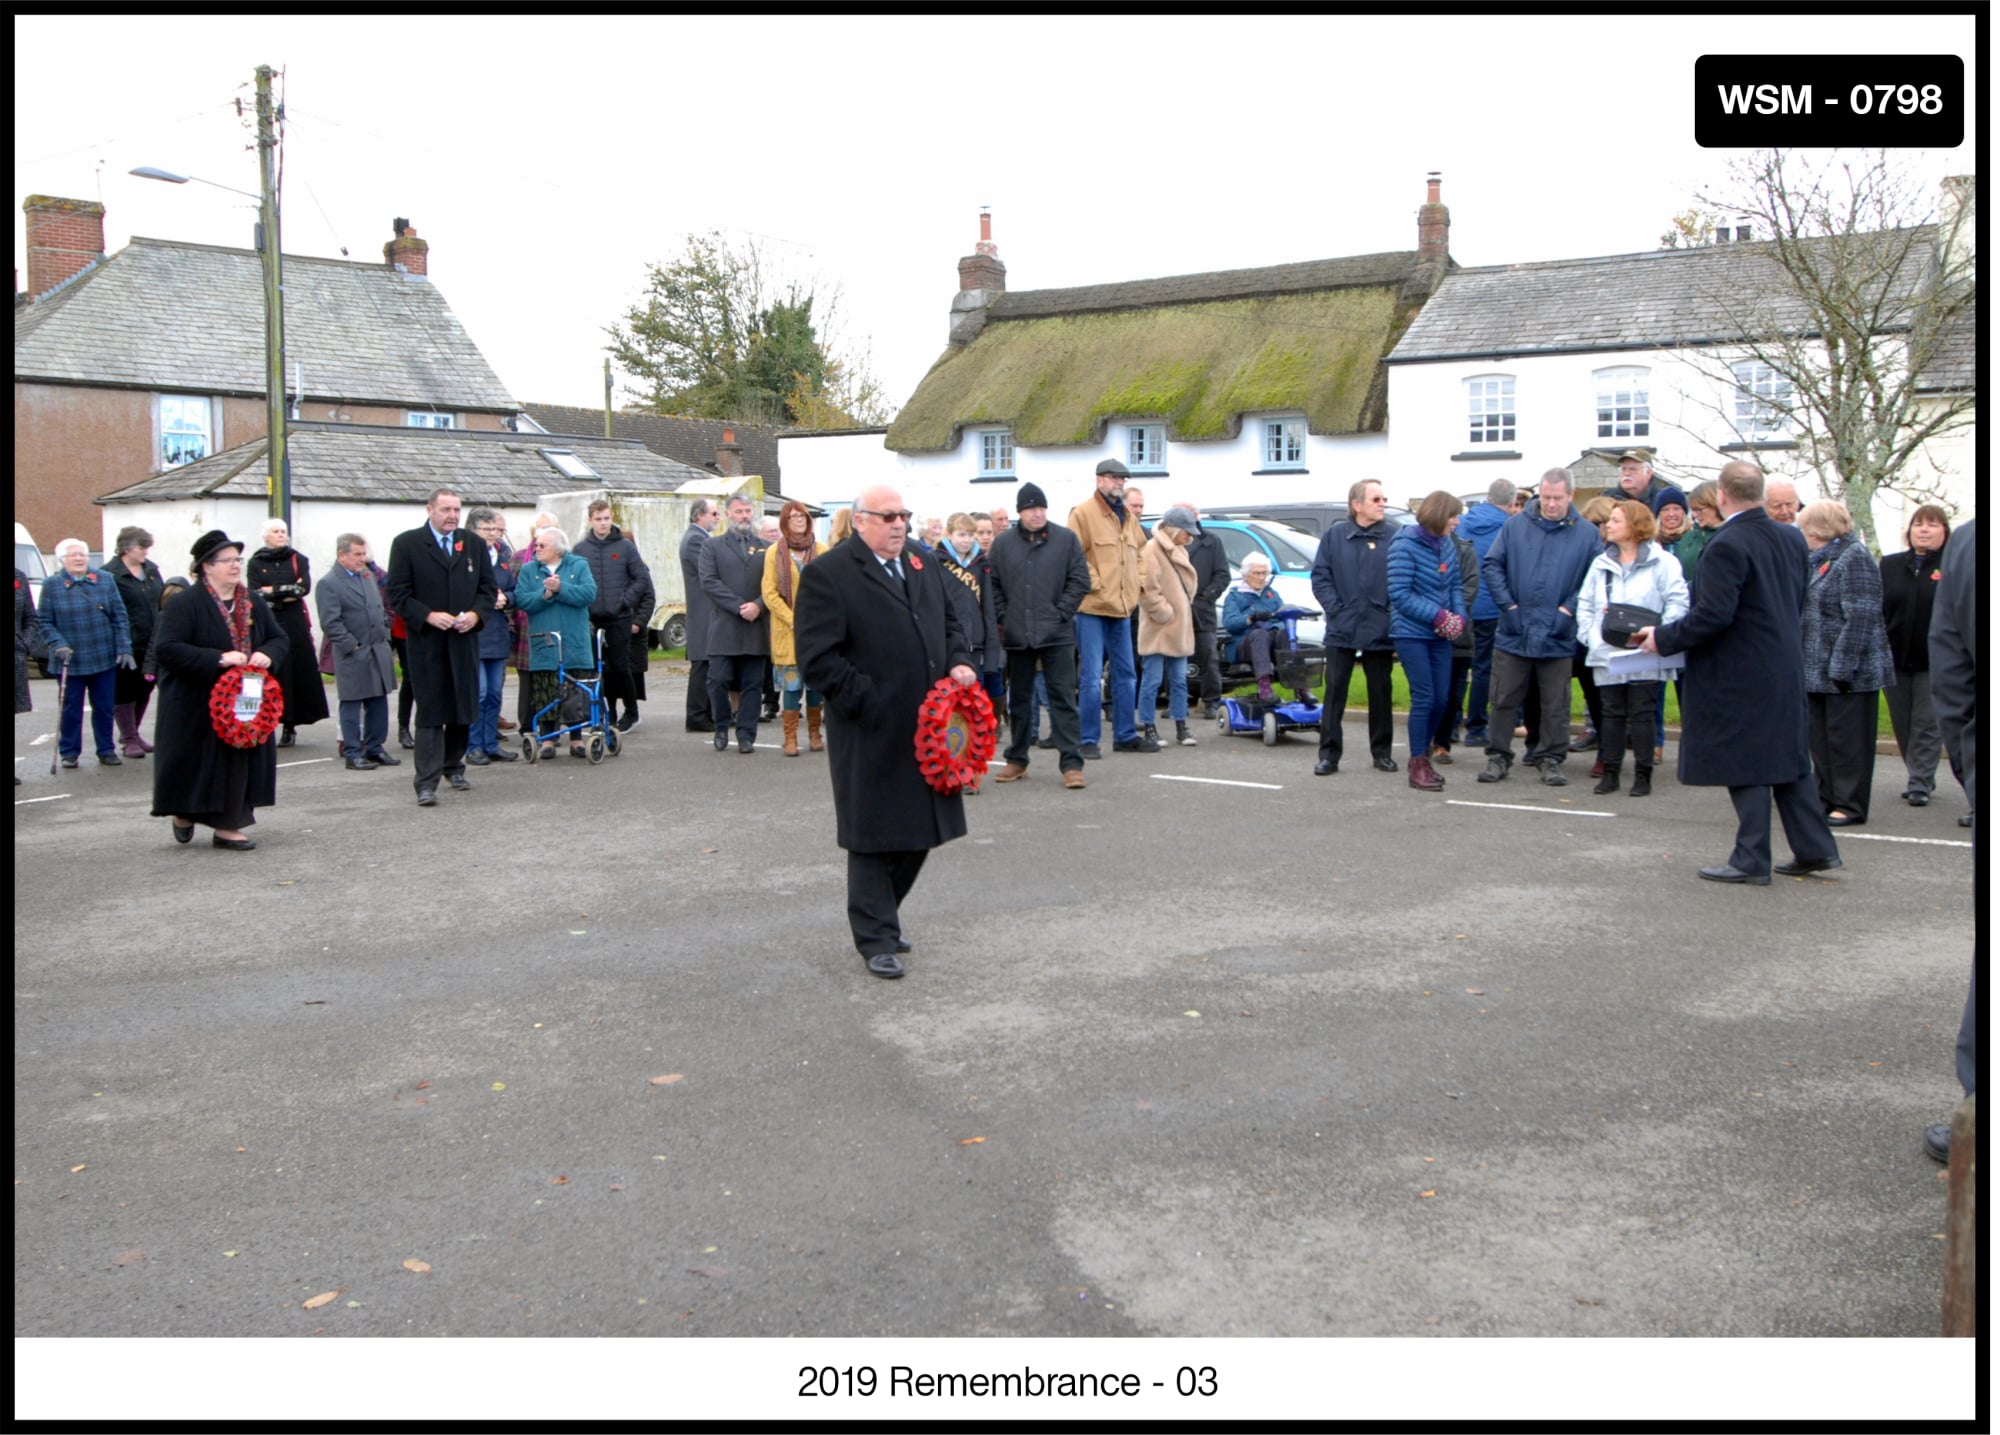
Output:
[1445,799,1614,818]
[1151,774,1284,791]
[276,758,335,769]
[15,794,71,805]
[1841,832,1973,849]
[30,734,50,747]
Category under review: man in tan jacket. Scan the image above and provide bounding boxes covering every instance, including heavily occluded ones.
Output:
[1067,458,1152,756]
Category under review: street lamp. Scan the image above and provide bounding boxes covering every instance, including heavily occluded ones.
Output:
[131,65,288,525]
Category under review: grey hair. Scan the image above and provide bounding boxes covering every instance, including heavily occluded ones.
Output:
[334,533,368,556]
[535,526,571,556]
[688,498,716,523]
[1485,478,1517,506]
[54,537,89,558]
[1239,553,1272,578]
[1158,505,1198,533]
[727,491,757,511]
[464,505,499,530]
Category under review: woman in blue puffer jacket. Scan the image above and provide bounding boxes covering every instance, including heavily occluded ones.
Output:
[1222,553,1289,704]
[1387,492,1467,792]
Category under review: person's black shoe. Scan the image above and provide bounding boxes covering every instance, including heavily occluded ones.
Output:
[465,749,491,766]
[365,750,402,766]
[865,952,905,979]
[399,727,416,750]
[1372,755,1397,773]
[344,756,379,771]
[1903,791,1930,806]
[616,711,640,733]
[1478,755,1509,783]
[211,834,256,851]
[894,938,912,954]
[1313,760,1338,776]
[277,728,295,748]
[1629,772,1651,797]
[97,751,123,766]
[1774,855,1844,877]
[1539,762,1569,787]
[1036,736,1056,750]
[687,719,715,733]
[416,786,438,806]
[1698,863,1770,885]
[1570,729,1598,752]
[1200,702,1221,720]
[1825,811,1863,827]
[1959,813,1975,828]
[714,729,730,752]
[447,772,473,791]
[1079,743,1101,760]
[171,820,195,844]
[487,746,519,762]
[1113,733,1160,754]
[738,734,755,754]
[1924,1123,1951,1164]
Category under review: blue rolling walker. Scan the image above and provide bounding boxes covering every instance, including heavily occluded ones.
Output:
[1216,606,1325,746]
[521,629,623,765]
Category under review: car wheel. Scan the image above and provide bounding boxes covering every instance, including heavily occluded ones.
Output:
[663,614,688,650]
[1262,712,1280,746]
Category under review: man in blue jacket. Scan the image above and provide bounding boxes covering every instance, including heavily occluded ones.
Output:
[1310,479,1400,776]
[1478,468,1598,786]
[1454,478,1516,748]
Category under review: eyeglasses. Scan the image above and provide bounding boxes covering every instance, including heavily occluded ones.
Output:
[856,508,913,525]
[209,555,244,564]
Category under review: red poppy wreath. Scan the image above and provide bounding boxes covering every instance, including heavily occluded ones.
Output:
[915,678,997,794]
[209,665,286,748]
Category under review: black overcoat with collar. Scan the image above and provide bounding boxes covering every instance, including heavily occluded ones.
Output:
[1652,506,1812,788]
[385,524,496,727]
[795,535,974,854]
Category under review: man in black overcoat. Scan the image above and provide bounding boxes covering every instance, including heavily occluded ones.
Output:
[1639,461,1838,883]
[1923,516,1977,1163]
[678,499,719,732]
[386,488,496,805]
[696,493,771,753]
[795,485,977,980]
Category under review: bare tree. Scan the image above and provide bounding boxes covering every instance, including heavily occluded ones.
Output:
[1665,149,1974,553]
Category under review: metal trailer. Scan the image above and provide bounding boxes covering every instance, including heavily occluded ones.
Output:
[542,481,755,650]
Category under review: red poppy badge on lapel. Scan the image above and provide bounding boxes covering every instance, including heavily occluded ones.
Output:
[1931,570,1943,582]
[453,541,463,553]
[908,555,923,571]
[1817,562,1829,576]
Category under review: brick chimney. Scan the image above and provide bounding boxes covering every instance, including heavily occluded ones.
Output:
[950,208,1007,346]
[1417,173,1449,265]
[23,195,106,299]
[383,217,429,276]
[714,425,744,477]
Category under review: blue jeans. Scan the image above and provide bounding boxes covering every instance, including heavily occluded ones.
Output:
[59,666,118,758]
[1026,671,1050,741]
[1394,637,1454,757]
[1139,654,1189,724]
[473,656,507,754]
[1074,613,1136,746]
[340,696,389,757]
[1465,618,1499,741]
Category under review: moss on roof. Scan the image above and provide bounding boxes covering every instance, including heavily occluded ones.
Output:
[886,285,1408,452]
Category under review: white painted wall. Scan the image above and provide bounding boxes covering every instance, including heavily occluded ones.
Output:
[781,422,1391,527]
[1386,349,1980,541]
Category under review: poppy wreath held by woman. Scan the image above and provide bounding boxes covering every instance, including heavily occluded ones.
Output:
[915,677,997,794]
[208,665,286,749]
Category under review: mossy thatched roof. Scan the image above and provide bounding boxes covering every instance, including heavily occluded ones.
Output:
[886,255,1423,453]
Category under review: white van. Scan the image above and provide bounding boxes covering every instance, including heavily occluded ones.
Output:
[14,522,50,583]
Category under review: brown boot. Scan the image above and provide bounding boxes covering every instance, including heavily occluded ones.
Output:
[995,761,1029,782]
[781,710,800,756]
[1408,754,1444,791]
[806,705,824,751]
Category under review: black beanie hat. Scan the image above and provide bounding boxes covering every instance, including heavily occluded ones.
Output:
[1016,482,1049,512]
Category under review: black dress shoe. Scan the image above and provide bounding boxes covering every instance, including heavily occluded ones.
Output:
[1372,756,1397,773]
[1924,1123,1951,1164]
[714,729,730,752]
[97,751,123,766]
[687,719,716,733]
[211,834,256,850]
[1960,813,1975,828]
[416,786,438,806]
[365,750,402,766]
[277,729,295,748]
[344,757,378,771]
[399,728,416,750]
[738,734,755,754]
[894,938,912,954]
[171,820,195,844]
[1079,742,1101,760]
[1570,730,1598,751]
[447,772,473,791]
[865,952,905,979]
[1313,760,1338,776]
[1902,791,1930,806]
[1036,736,1057,749]
[1774,856,1845,877]
[465,749,491,766]
[1698,863,1771,886]
[487,746,519,762]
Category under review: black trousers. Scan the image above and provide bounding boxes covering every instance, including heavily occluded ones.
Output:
[392,636,415,733]
[1005,645,1082,772]
[1192,619,1222,707]
[1808,690,1880,820]
[1574,659,1603,738]
[1487,652,1573,767]
[1597,680,1659,775]
[414,723,468,792]
[685,658,712,730]
[590,617,637,708]
[708,654,767,738]
[848,849,928,956]
[1727,779,1839,876]
[1317,647,1394,765]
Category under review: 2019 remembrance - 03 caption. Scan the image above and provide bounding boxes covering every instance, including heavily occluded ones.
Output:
[798,1364,1218,1400]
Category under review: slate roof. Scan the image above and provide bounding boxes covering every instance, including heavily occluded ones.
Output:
[15,236,518,411]
[886,251,1432,453]
[1915,299,1975,393]
[1387,228,1941,363]
[520,404,785,491]
[98,422,713,507]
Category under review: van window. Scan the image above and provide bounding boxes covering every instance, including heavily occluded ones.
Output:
[1213,526,1261,572]
[15,542,49,582]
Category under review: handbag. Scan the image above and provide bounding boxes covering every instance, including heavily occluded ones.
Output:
[1598,569,1661,649]
[559,679,592,726]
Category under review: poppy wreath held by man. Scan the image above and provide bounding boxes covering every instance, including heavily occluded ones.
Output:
[208,666,286,748]
[915,677,997,794]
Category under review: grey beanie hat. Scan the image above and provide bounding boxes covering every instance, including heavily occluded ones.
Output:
[1157,505,1198,533]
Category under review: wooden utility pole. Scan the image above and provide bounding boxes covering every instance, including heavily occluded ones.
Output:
[255,64,289,526]
[604,357,614,438]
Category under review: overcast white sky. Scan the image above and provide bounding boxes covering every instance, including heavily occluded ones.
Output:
[13,13,1978,423]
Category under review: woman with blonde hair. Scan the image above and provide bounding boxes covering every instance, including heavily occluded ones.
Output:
[762,500,829,755]
[1799,500,1893,825]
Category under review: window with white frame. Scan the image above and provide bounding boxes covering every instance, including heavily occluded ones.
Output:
[539,448,598,480]
[1127,424,1165,471]
[1732,361,1794,436]
[406,411,454,428]
[159,395,213,469]
[978,429,1015,478]
[1263,418,1306,468]
[1466,376,1516,445]
[1594,368,1650,439]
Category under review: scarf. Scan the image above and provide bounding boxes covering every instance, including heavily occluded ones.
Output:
[205,577,254,656]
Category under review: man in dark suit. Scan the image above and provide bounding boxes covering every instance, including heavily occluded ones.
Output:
[386,487,497,806]
[695,493,771,753]
[795,485,976,980]
[1639,461,1838,883]
[1924,516,1977,1163]
[678,499,718,732]
[314,533,401,772]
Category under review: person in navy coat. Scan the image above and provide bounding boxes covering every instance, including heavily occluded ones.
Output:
[385,488,497,805]
[1639,461,1839,883]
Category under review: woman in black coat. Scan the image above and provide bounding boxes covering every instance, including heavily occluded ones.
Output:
[151,531,288,850]
[104,525,165,757]
[1878,505,1954,808]
[246,519,330,745]
[1799,501,1894,826]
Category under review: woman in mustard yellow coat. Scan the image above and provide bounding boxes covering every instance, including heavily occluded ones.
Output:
[762,501,830,755]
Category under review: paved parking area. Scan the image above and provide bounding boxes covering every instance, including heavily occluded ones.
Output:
[14,675,1973,1353]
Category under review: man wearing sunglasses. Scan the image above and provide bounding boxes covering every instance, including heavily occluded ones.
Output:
[796,486,978,980]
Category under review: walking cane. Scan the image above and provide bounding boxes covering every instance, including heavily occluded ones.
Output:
[49,658,68,776]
